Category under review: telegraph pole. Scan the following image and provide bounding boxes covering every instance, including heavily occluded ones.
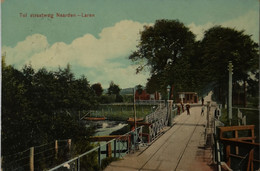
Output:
[228,61,233,125]
[133,87,137,129]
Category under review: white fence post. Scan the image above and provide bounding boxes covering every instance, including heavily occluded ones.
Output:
[30,147,34,171]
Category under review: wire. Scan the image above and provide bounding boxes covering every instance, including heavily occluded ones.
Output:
[34,146,55,156]
[34,141,54,149]
[3,148,30,159]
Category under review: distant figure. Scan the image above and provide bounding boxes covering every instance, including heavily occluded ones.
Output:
[180,102,184,112]
[202,98,204,106]
[177,105,181,115]
[201,105,205,116]
[186,103,190,115]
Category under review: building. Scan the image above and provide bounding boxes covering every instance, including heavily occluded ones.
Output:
[177,92,198,103]
[135,90,161,101]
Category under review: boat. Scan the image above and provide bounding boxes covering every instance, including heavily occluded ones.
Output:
[84,117,106,121]
[127,117,144,122]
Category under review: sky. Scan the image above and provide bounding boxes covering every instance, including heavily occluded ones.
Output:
[1,0,259,89]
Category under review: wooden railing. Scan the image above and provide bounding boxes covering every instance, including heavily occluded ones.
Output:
[219,125,260,171]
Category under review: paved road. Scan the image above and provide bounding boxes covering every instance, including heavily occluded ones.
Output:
[105,103,216,171]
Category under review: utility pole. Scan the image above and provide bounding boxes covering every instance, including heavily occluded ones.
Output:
[228,61,233,125]
[167,85,171,126]
[133,88,137,129]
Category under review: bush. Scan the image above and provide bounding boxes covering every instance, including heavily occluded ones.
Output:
[101,157,120,170]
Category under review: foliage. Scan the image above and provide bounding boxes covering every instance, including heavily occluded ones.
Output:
[100,94,116,104]
[93,104,156,121]
[107,81,121,95]
[136,84,143,95]
[91,83,104,96]
[129,19,197,95]
[2,62,98,159]
[200,26,259,105]
[219,108,259,142]
[104,81,123,103]
[122,94,134,103]
[129,20,258,105]
[101,157,120,170]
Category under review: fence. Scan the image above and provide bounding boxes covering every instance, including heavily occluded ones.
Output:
[48,126,144,171]
[212,104,260,170]
[48,103,176,170]
[146,102,177,142]
[2,140,71,171]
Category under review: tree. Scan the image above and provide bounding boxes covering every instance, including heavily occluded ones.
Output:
[91,83,104,96]
[107,81,121,95]
[2,62,98,159]
[200,26,259,106]
[136,84,143,95]
[129,19,196,93]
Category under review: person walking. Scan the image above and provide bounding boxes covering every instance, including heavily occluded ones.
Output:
[201,105,205,116]
[181,102,184,112]
[186,103,190,115]
[201,97,204,106]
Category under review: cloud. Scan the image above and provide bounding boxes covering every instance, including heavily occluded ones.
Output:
[2,20,151,88]
[221,10,258,41]
[188,10,258,41]
[3,34,49,66]
[188,22,215,40]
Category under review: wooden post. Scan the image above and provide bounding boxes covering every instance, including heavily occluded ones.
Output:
[235,130,239,155]
[30,147,34,171]
[226,145,231,167]
[247,149,254,171]
[106,143,112,157]
[251,127,255,143]
[55,140,58,159]
[68,139,71,151]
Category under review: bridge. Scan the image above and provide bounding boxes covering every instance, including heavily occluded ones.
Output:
[104,104,213,171]
[47,96,215,170]
[39,96,260,170]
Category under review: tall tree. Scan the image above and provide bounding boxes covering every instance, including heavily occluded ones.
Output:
[2,62,98,157]
[107,81,121,95]
[200,26,259,105]
[129,19,196,94]
[91,83,104,96]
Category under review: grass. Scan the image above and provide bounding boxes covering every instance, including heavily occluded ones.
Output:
[90,104,158,121]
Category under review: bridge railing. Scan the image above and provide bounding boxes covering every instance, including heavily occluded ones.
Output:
[146,105,177,142]
[135,100,165,106]
[145,106,167,123]
[211,103,260,170]
[48,126,144,171]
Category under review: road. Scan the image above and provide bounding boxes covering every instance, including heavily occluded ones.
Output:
[105,100,216,171]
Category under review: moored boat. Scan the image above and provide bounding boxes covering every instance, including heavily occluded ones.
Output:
[84,117,106,121]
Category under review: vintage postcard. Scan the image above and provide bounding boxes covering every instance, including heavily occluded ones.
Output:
[1,0,259,170]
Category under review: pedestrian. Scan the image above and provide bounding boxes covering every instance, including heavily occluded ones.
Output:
[177,105,181,115]
[186,103,190,115]
[201,105,205,116]
[181,102,184,112]
[201,97,204,106]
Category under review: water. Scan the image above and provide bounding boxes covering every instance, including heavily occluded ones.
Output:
[85,120,128,136]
